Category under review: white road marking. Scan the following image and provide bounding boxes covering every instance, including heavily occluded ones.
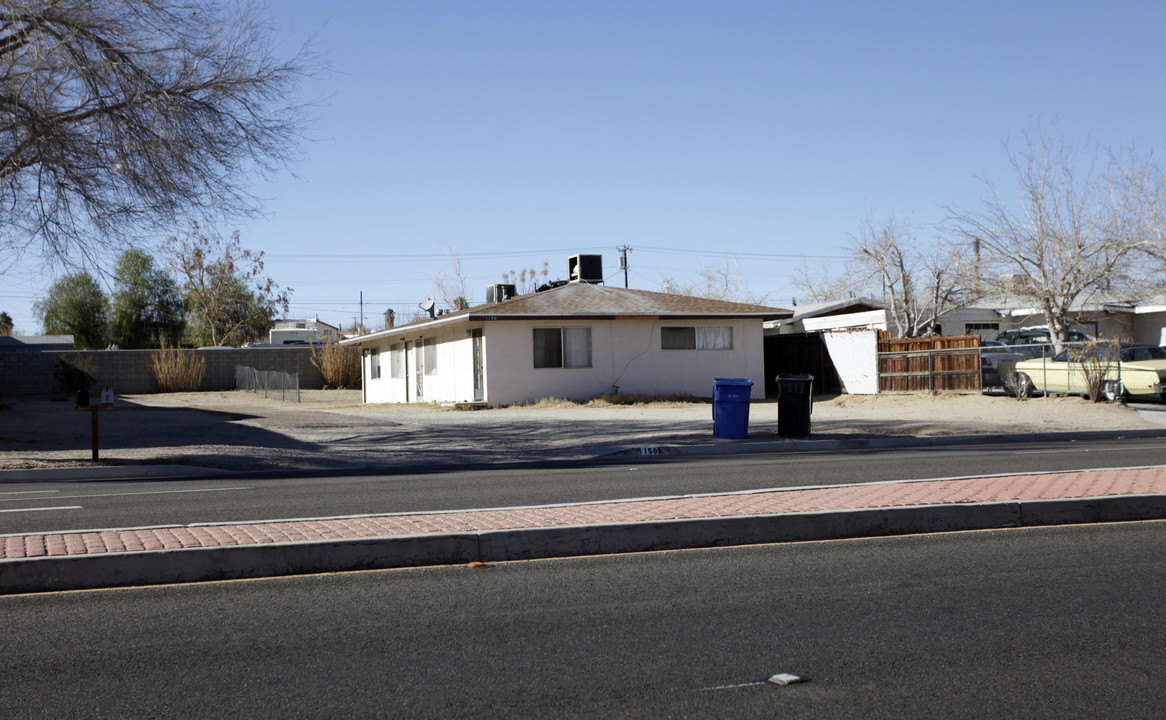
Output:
[1,490,61,496]
[0,486,251,504]
[0,506,83,513]
[1015,445,1165,455]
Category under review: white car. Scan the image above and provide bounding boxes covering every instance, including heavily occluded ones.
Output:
[980,340,1025,388]
[1013,345,1166,402]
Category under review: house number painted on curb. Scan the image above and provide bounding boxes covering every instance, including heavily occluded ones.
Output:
[639,447,661,456]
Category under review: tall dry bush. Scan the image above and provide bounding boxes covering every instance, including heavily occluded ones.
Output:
[312,338,361,388]
[1076,340,1119,403]
[151,348,206,392]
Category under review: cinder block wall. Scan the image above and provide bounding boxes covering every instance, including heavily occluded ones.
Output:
[0,348,325,397]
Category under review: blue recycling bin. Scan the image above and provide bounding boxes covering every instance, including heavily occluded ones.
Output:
[712,378,753,439]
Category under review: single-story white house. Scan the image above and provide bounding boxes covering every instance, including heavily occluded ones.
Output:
[341,281,792,405]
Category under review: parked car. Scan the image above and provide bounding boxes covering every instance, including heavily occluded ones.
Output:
[994,327,1091,345]
[994,327,1091,358]
[980,340,1025,388]
[1012,344,1166,401]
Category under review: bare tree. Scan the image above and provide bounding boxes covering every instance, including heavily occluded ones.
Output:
[845,215,979,337]
[949,128,1166,349]
[661,256,771,304]
[163,222,288,347]
[788,258,863,305]
[0,0,319,268]
[429,249,470,309]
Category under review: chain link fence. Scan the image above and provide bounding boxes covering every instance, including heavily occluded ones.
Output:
[235,365,300,402]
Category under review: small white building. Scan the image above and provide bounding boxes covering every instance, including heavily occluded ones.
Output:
[341,282,791,405]
[269,318,341,345]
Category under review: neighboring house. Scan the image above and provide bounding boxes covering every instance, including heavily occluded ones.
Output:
[936,295,1166,345]
[270,318,341,345]
[763,297,887,335]
[0,335,75,353]
[341,282,791,406]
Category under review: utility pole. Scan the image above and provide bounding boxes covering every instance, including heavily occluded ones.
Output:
[360,291,364,329]
[617,246,631,288]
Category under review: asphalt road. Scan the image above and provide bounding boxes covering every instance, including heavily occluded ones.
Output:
[3,437,1166,534]
[2,522,1162,719]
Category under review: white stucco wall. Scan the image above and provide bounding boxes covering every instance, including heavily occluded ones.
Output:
[357,317,768,405]
[483,318,766,405]
[361,324,478,404]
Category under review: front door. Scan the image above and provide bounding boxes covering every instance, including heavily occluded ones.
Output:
[472,329,484,402]
[414,342,425,402]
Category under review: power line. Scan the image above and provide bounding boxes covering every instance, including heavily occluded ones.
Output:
[266,246,610,262]
[635,245,842,261]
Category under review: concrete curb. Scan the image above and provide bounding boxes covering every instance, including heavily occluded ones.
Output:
[601,428,1166,460]
[3,494,1162,595]
[5,428,1165,483]
[0,465,231,483]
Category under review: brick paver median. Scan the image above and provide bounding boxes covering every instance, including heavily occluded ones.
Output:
[3,468,1164,560]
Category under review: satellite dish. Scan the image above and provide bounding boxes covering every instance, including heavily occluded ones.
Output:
[420,294,436,318]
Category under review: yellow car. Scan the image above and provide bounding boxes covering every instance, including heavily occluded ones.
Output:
[1013,345,1166,402]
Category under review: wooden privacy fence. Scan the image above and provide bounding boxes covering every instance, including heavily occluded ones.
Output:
[877,334,982,393]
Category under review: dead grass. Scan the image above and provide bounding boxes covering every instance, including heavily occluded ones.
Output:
[513,392,708,408]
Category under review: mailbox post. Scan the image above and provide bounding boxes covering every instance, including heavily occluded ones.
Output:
[76,387,113,461]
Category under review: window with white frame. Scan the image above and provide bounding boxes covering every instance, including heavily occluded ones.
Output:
[423,337,437,375]
[369,348,381,379]
[533,327,592,368]
[390,343,404,378]
[661,326,733,350]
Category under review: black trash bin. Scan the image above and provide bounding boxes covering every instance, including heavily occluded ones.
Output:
[775,374,814,438]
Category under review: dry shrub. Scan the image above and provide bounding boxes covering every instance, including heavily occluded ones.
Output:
[997,362,1028,400]
[587,392,705,406]
[312,338,361,388]
[151,349,206,392]
[1076,340,1119,403]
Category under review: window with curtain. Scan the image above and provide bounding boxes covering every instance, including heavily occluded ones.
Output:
[423,337,437,375]
[661,326,733,350]
[369,348,381,379]
[533,327,592,368]
[390,343,404,378]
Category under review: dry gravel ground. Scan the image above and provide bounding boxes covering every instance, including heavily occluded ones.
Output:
[0,389,1160,472]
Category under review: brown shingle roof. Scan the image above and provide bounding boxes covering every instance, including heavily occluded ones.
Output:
[342,282,791,345]
[469,282,791,319]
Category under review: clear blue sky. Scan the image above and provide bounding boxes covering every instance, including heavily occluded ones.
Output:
[5,0,1166,334]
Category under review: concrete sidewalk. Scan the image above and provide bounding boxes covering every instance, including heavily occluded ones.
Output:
[3,466,1164,595]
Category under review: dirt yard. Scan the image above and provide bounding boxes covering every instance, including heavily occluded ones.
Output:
[0,389,1160,472]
